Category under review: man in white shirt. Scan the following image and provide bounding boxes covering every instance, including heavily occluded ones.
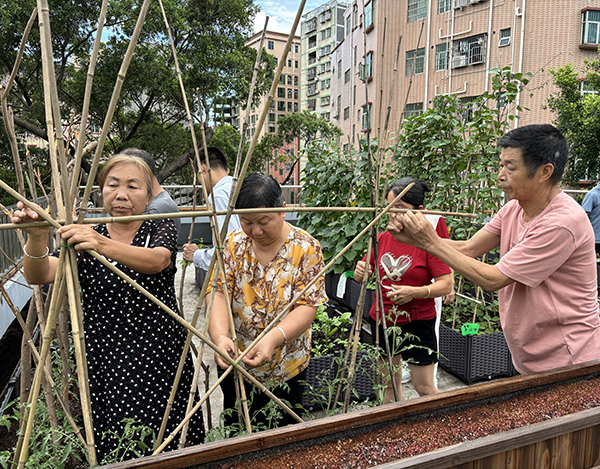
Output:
[183,146,241,274]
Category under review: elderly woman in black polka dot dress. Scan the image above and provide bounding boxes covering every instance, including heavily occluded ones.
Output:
[13,154,205,461]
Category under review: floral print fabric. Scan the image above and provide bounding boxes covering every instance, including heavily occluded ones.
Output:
[212,224,327,383]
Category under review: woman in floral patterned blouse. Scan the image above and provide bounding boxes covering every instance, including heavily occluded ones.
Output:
[207,173,327,430]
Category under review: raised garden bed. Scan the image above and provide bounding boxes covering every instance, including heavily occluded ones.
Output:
[99,361,600,469]
[439,323,517,385]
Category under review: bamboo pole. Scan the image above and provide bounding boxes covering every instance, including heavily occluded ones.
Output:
[0,285,86,447]
[67,0,108,206]
[0,207,478,231]
[76,0,153,222]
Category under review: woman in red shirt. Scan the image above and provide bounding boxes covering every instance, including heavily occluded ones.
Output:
[354,178,453,404]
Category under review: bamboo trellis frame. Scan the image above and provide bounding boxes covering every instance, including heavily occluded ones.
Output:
[0,1,487,467]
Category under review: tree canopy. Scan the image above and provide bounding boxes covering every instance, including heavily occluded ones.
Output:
[547,52,600,182]
[0,0,276,198]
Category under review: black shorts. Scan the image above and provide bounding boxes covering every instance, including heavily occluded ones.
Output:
[369,317,438,366]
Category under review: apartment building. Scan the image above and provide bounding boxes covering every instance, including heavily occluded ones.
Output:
[331,0,600,150]
[300,0,349,121]
[243,31,301,186]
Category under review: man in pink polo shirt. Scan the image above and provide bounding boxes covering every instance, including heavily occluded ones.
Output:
[387,124,600,375]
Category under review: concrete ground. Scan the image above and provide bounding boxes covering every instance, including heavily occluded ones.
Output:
[173,252,467,429]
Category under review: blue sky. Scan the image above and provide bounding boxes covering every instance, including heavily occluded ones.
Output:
[253,0,325,35]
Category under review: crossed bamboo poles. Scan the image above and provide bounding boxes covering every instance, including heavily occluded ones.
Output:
[0,0,482,466]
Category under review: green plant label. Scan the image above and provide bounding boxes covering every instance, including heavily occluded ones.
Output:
[461,323,479,336]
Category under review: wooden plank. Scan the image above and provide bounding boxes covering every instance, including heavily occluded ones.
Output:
[372,406,600,469]
[100,361,600,469]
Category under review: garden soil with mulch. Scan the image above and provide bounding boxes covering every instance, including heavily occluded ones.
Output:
[219,376,600,469]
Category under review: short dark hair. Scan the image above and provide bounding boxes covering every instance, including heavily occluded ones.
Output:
[119,148,156,175]
[497,124,568,184]
[236,173,284,209]
[386,177,432,209]
[194,146,228,173]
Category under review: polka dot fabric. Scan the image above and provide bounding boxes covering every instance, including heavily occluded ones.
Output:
[76,219,205,460]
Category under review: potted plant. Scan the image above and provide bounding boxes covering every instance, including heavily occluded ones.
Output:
[302,305,376,412]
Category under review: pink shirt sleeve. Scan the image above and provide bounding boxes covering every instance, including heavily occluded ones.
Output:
[496,225,576,288]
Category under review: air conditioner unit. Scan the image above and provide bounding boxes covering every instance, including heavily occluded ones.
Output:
[453,0,468,8]
[333,111,339,118]
[451,55,467,68]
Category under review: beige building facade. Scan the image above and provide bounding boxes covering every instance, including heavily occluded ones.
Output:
[300,0,350,120]
[243,31,301,140]
[330,0,600,150]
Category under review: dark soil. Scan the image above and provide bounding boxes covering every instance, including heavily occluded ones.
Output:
[219,375,600,468]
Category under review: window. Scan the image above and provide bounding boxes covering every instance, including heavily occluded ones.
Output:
[251,114,256,124]
[294,75,298,86]
[322,112,330,120]
[287,75,292,85]
[438,0,451,14]
[308,51,317,65]
[354,46,357,66]
[295,44,299,53]
[307,99,316,111]
[268,113,275,122]
[408,0,427,23]
[582,10,600,44]
[269,101,275,109]
[580,81,599,96]
[499,28,511,47]
[307,82,318,96]
[459,96,480,121]
[405,48,425,75]
[277,87,286,98]
[287,89,292,99]
[320,45,331,57]
[344,69,351,83]
[278,101,286,111]
[435,43,448,71]
[294,89,299,99]
[338,60,342,78]
[269,125,276,133]
[353,85,356,104]
[294,102,298,112]
[361,104,372,130]
[346,15,351,35]
[308,67,317,80]
[278,114,285,121]
[321,96,330,106]
[287,101,292,111]
[321,78,331,90]
[404,102,423,119]
[304,17,317,33]
[288,59,292,67]
[308,35,317,49]
[360,52,373,80]
[295,60,298,68]
[279,74,286,84]
[344,106,350,120]
[320,9,332,22]
[321,28,332,40]
[365,1,374,30]
[268,40,274,50]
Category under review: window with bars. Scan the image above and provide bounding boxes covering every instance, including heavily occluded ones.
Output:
[582,10,600,44]
[278,101,286,111]
[408,0,427,23]
[321,28,332,40]
[435,43,448,71]
[405,48,425,75]
[277,88,285,98]
[404,102,423,119]
[321,78,331,90]
[321,96,331,106]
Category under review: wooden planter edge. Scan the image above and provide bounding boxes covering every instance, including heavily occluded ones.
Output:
[100,361,600,469]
